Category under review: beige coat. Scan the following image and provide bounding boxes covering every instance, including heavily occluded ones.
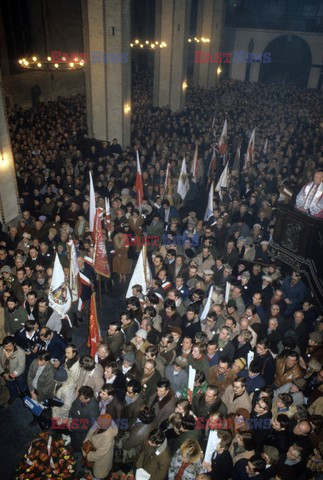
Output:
[76,364,104,395]
[83,423,118,478]
[221,384,252,414]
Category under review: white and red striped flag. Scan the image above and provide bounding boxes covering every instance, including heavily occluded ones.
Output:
[191,142,199,183]
[218,119,228,155]
[244,128,255,170]
[89,171,96,233]
[105,197,111,232]
[93,208,110,278]
[136,150,144,211]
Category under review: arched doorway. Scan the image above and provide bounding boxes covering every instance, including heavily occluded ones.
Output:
[259,35,311,88]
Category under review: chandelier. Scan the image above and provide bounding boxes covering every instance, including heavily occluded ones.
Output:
[18,55,85,71]
[130,40,167,49]
[188,37,211,43]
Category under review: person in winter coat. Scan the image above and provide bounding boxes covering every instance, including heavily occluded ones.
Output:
[222,377,252,414]
[76,355,104,396]
[4,295,28,335]
[148,378,177,427]
[0,336,26,402]
[68,386,99,452]
[51,368,76,425]
[168,438,204,480]
[120,405,156,462]
[136,428,172,480]
[82,413,118,479]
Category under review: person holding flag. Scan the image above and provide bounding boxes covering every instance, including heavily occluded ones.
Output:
[76,254,96,325]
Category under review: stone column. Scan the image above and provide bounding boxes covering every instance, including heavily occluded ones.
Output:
[104,0,131,146]
[0,71,20,224]
[193,0,225,88]
[153,0,190,111]
[82,0,131,146]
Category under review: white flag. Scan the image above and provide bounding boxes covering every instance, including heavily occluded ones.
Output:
[49,254,71,316]
[225,281,231,303]
[244,128,256,170]
[188,365,196,403]
[263,138,268,154]
[218,119,228,155]
[201,286,214,321]
[126,245,152,298]
[204,181,214,221]
[89,171,96,232]
[177,157,190,200]
[215,162,229,192]
[68,240,79,302]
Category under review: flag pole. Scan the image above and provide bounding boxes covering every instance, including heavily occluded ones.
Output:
[98,274,102,308]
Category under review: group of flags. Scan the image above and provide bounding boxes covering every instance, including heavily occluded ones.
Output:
[48,127,268,357]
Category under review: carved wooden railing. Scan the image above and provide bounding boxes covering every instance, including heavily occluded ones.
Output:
[271,204,323,310]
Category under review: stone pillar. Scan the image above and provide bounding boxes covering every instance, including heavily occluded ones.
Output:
[193,0,225,88]
[104,0,131,146]
[0,71,20,224]
[82,0,131,146]
[153,0,190,111]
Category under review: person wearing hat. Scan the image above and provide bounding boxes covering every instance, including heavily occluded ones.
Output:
[224,299,240,324]
[165,356,188,399]
[306,332,323,364]
[261,445,280,478]
[131,328,152,364]
[82,411,118,479]
[51,367,76,424]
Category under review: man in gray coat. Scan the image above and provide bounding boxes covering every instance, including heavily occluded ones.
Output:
[165,356,188,399]
[27,350,55,402]
[148,378,177,427]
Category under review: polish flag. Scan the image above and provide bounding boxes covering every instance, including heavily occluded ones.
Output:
[136,150,144,211]
[89,171,96,233]
[218,119,228,155]
[191,142,199,183]
[105,197,111,232]
[244,128,255,170]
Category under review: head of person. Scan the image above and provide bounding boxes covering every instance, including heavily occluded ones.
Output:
[156,378,170,399]
[148,428,165,448]
[79,385,95,404]
[246,455,266,477]
[179,438,202,463]
[205,385,219,406]
[80,355,96,371]
[233,377,247,396]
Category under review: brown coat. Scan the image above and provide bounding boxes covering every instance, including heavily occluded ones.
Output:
[208,366,236,397]
[112,232,131,275]
[83,423,118,478]
[274,357,304,388]
[136,439,172,480]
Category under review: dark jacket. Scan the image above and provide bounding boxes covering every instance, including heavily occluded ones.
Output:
[68,396,99,451]
[106,331,125,358]
[124,394,145,429]
[211,449,234,480]
[192,392,227,420]
[122,320,138,343]
[181,316,202,340]
[253,350,275,385]
[140,369,162,402]
[42,331,67,365]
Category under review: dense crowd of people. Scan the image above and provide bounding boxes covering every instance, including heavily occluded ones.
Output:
[0,76,322,480]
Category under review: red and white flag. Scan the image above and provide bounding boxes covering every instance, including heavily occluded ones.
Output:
[89,171,96,233]
[218,119,228,155]
[93,208,110,278]
[88,293,101,357]
[136,150,144,211]
[164,162,171,194]
[105,197,111,232]
[191,142,199,183]
[244,128,255,170]
[207,146,217,182]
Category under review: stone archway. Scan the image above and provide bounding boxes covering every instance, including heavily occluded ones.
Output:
[259,35,312,88]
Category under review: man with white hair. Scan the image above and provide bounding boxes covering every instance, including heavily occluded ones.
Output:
[295,170,323,217]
